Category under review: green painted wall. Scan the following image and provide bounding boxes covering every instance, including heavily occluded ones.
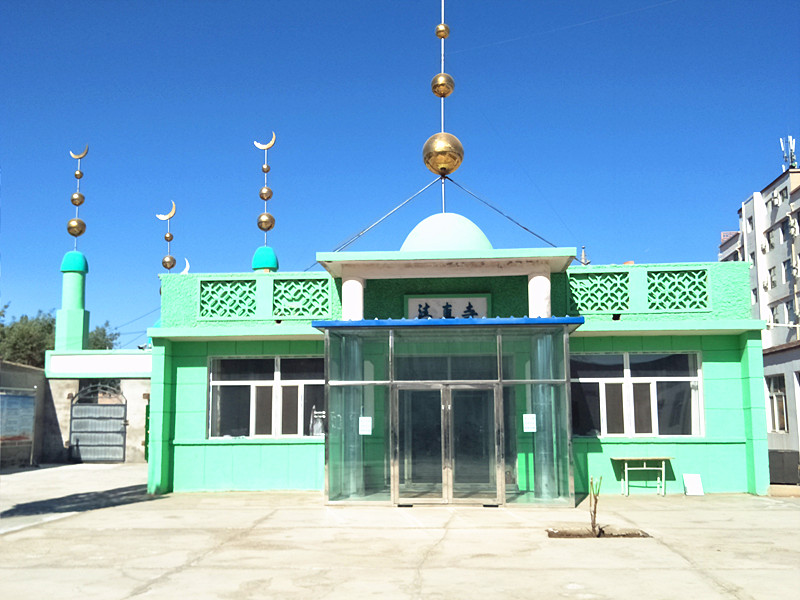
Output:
[148,338,325,493]
[362,276,528,319]
[569,333,769,496]
[555,262,752,322]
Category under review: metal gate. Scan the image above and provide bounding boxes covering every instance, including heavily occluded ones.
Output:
[69,384,127,462]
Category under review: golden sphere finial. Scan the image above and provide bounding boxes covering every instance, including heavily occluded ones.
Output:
[162,255,176,270]
[422,132,464,176]
[431,73,455,98]
[74,170,83,180]
[259,186,273,201]
[164,232,174,242]
[262,164,270,174]
[257,212,275,232]
[436,23,449,39]
[71,192,85,206]
[67,218,86,237]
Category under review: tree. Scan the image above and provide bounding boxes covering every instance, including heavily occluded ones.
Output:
[0,306,119,366]
[0,309,56,368]
[89,321,120,350]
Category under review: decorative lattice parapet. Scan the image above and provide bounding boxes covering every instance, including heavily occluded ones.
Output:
[568,271,630,313]
[647,269,709,311]
[199,279,257,318]
[272,278,331,318]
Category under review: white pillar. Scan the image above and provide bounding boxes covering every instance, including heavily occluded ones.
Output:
[528,273,551,318]
[342,277,365,321]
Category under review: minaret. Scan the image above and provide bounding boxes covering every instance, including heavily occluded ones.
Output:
[252,132,279,272]
[55,145,90,351]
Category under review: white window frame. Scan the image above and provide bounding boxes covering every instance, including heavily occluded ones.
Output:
[765,375,789,433]
[571,352,703,438]
[208,356,324,438]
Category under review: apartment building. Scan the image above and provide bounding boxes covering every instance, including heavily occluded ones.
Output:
[719,167,800,484]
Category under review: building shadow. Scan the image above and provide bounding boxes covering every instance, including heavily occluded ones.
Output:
[0,484,158,518]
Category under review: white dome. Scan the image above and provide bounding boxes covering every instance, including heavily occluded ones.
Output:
[400,213,493,252]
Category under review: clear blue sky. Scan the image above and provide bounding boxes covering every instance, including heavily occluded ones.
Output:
[1,0,799,348]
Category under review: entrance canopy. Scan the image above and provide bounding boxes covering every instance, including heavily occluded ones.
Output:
[312,318,584,505]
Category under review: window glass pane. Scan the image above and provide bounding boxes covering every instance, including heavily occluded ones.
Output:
[395,356,449,380]
[633,383,652,433]
[303,385,325,436]
[570,382,600,436]
[210,385,250,436]
[394,329,497,381]
[281,358,324,380]
[570,354,624,379]
[255,386,272,435]
[629,354,696,378]
[281,386,299,434]
[329,329,390,381]
[502,328,565,380]
[656,381,692,435]
[212,358,274,381]
[605,383,624,434]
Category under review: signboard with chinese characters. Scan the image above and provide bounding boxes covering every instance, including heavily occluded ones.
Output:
[406,295,490,320]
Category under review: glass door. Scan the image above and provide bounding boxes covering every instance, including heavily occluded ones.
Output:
[396,388,445,502]
[450,387,500,503]
[393,385,502,505]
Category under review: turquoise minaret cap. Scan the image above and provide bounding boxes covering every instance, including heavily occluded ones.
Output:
[252,246,279,272]
[60,250,89,273]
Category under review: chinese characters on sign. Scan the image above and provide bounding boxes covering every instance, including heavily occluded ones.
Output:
[407,296,489,319]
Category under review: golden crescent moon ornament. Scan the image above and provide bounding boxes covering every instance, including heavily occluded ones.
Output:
[253,132,276,150]
[69,144,89,160]
[156,201,176,221]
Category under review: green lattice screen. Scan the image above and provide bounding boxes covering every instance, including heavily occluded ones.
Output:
[647,270,709,310]
[568,272,630,313]
[272,278,331,318]
[199,280,257,318]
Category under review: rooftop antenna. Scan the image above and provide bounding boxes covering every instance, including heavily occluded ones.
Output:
[423,0,463,212]
[780,135,797,172]
[67,144,89,249]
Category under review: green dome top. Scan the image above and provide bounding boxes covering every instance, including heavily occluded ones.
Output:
[252,246,279,271]
[60,250,89,273]
[400,213,493,252]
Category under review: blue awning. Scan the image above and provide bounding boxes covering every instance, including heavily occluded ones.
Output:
[312,316,584,330]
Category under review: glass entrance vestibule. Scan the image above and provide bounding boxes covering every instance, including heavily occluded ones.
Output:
[315,319,583,506]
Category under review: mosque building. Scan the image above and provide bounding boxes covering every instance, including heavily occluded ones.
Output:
[44,7,769,505]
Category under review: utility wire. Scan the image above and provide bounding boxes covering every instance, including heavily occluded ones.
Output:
[112,306,160,331]
[303,177,440,271]
[445,176,558,248]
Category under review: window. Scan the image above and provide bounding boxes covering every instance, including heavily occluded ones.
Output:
[768,267,777,289]
[571,353,701,437]
[785,300,795,324]
[781,219,792,243]
[766,375,788,433]
[784,260,793,284]
[208,357,324,437]
[770,304,780,323]
[749,252,755,267]
[747,216,754,233]
[780,187,789,202]
[767,229,776,251]
[751,288,758,304]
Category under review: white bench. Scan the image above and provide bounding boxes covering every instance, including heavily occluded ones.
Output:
[610,457,673,496]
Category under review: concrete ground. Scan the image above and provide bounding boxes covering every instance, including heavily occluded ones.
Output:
[1,464,799,599]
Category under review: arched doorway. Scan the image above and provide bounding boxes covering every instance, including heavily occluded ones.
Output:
[69,383,127,462]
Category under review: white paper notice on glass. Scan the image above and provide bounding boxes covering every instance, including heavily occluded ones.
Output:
[523,413,537,433]
[358,416,373,436]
